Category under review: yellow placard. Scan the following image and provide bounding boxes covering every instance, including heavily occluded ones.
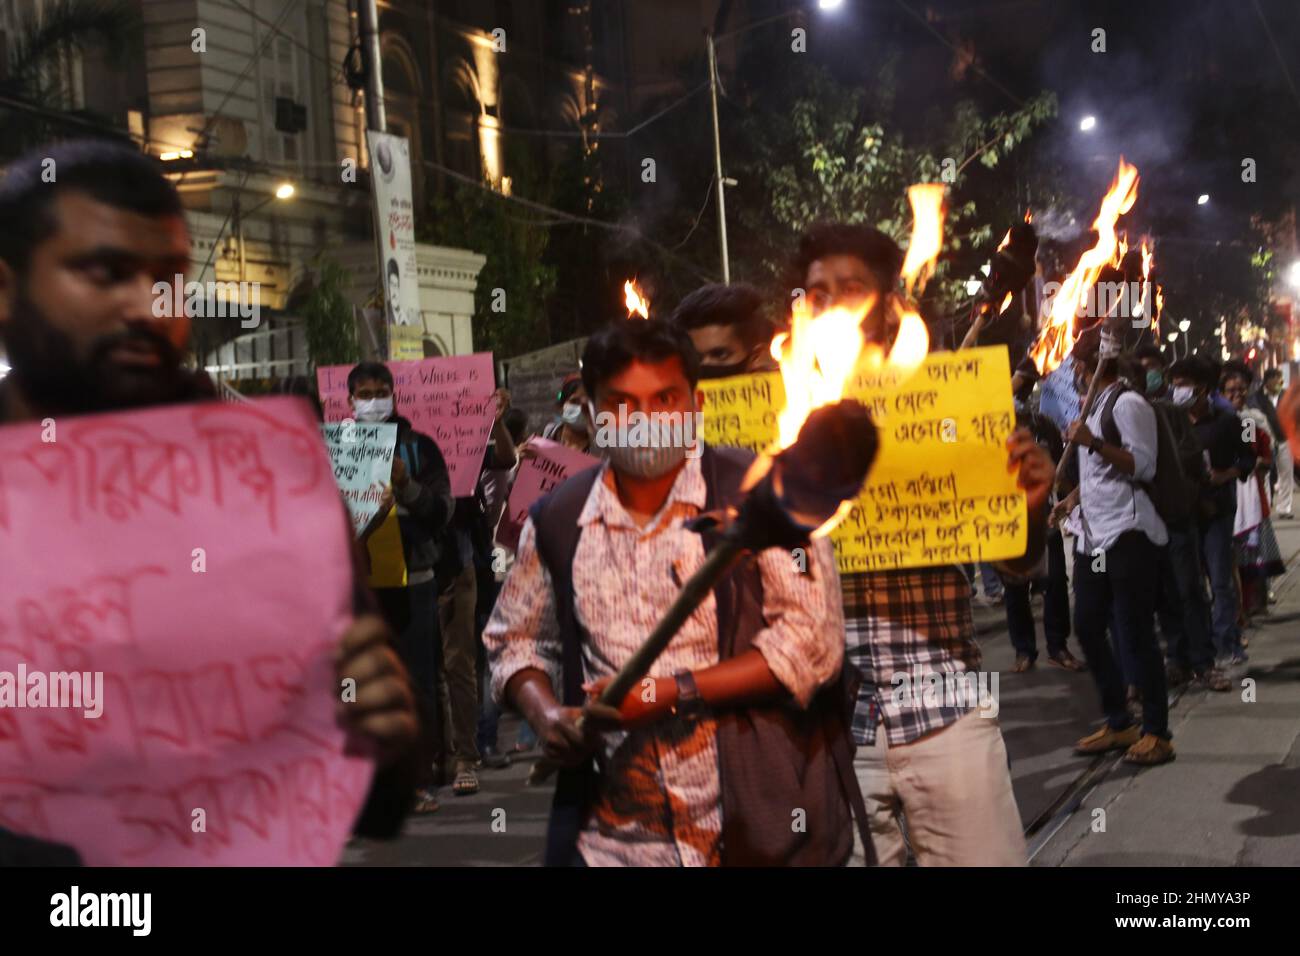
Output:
[365,505,408,588]
[389,325,425,361]
[699,346,1027,573]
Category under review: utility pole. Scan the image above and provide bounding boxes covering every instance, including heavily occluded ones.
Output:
[356,0,388,359]
[358,0,386,133]
[706,31,730,284]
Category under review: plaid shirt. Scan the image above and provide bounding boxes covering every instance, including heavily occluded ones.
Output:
[842,565,982,746]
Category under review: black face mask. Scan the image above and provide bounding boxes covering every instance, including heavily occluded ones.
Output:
[2,281,198,415]
[697,358,753,380]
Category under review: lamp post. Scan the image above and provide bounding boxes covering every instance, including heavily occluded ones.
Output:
[706,2,843,283]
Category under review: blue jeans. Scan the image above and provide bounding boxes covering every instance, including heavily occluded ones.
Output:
[1073,532,1170,738]
[1158,527,1217,673]
[1198,511,1241,658]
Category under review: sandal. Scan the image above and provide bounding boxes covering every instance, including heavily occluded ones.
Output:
[452,767,479,797]
[1011,655,1034,673]
[413,787,440,814]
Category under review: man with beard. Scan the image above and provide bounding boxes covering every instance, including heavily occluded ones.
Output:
[0,139,418,862]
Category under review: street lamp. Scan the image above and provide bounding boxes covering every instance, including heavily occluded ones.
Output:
[1197,194,1210,205]
[818,0,844,9]
[234,181,297,283]
[1178,319,1190,333]
[1288,260,1300,290]
[1079,115,1097,132]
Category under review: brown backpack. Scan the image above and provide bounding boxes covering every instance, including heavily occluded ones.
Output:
[528,444,873,866]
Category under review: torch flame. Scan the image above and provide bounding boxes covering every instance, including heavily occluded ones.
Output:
[765,183,940,536]
[1029,158,1139,375]
[997,229,1012,253]
[999,291,1015,315]
[1024,208,1033,224]
[900,184,946,298]
[624,279,650,319]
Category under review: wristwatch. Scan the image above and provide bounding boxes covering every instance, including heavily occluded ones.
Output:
[671,671,705,719]
[1089,436,1104,454]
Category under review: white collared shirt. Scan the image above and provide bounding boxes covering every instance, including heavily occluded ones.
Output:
[1074,382,1168,554]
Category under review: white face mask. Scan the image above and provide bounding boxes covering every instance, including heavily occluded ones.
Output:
[560,401,587,430]
[1170,385,1197,408]
[353,396,394,423]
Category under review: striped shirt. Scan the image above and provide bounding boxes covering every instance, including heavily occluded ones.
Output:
[484,454,843,866]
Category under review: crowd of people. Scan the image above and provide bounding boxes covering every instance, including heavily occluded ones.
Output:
[1,138,1296,867]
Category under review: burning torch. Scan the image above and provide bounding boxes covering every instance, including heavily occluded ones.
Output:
[527,183,943,786]
[960,210,1039,351]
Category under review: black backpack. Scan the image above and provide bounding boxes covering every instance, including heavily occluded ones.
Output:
[527,444,873,866]
[1098,385,1201,529]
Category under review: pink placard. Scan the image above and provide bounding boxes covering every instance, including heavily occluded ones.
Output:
[316,354,496,497]
[497,437,600,551]
[0,397,374,865]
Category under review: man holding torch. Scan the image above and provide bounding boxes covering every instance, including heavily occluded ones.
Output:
[792,223,1055,867]
[483,317,863,866]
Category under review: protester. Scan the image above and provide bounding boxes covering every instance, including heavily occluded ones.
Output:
[350,359,456,813]
[484,316,863,866]
[1135,344,1168,399]
[476,396,528,769]
[1168,357,1255,665]
[668,282,778,377]
[1222,368,1286,621]
[1141,363,1229,693]
[793,223,1054,865]
[540,373,593,452]
[0,139,418,859]
[1005,403,1086,673]
[1062,330,1174,766]
[1256,367,1293,519]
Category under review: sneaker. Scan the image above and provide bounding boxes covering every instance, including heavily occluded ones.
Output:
[1074,723,1140,755]
[1276,512,1294,520]
[1165,662,1192,687]
[1124,734,1176,765]
[1192,667,1231,692]
[1047,650,1087,672]
[479,746,512,770]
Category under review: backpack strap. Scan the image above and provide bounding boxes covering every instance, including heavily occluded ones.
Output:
[528,464,603,706]
[527,464,604,868]
[1097,381,1127,447]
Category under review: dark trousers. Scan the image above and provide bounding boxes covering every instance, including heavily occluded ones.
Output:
[1157,526,1217,673]
[1004,529,1071,660]
[375,580,445,788]
[476,573,504,753]
[1199,511,1242,657]
[1072,531,1170,739]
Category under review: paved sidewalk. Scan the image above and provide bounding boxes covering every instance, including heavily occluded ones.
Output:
[1034,519,1300,865]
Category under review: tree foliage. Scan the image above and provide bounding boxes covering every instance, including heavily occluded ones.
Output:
[302,257,360,369]
[731,64,1057,308]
